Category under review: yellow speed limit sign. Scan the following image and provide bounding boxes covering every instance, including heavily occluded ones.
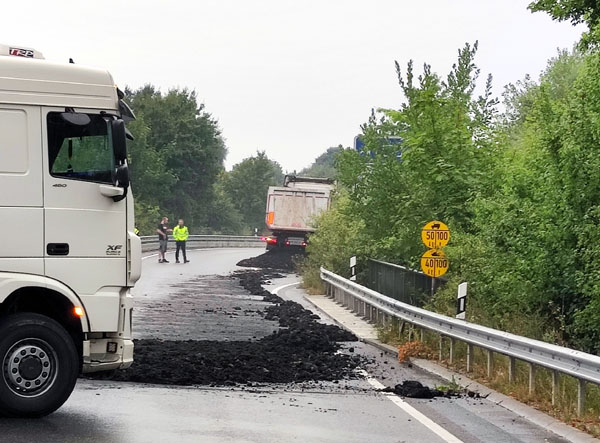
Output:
[420,249,449,278]
[421,220,450,249]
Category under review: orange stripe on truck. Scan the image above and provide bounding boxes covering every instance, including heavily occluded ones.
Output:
[267,212,275,225]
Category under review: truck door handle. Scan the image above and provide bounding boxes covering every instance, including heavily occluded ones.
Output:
[47,243,69,256]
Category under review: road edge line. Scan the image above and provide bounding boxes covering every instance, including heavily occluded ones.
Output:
[358,369,463,443]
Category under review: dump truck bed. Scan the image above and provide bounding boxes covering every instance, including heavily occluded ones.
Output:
[265,186,331,232]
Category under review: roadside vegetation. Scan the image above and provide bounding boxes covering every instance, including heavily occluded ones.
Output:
[301,0,600,434]
[304,1,600,355]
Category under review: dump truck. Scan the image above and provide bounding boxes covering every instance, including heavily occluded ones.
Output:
[264,175,334,249]
[0,44,140,417]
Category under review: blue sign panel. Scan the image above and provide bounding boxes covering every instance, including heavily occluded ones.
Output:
[353,135,403,161]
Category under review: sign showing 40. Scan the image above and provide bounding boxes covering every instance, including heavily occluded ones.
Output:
[420,249,449,278]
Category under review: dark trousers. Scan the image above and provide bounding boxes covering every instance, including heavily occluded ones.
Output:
[175,241,187,261]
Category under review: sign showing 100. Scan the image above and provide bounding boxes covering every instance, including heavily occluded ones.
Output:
[421,221,450,249]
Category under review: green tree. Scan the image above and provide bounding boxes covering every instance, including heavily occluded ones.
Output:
[299,146,342,179]
[332,42,497,265]
[125,85,227,232]
[221,151,284,233]
[529,0,600,48]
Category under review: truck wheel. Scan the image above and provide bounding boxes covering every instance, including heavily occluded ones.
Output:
[0,313,79,417]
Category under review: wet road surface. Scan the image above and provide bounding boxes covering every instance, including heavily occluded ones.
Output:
[0,247,575,442]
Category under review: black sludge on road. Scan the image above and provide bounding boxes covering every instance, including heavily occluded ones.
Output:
[236,249,301,272]
[91,270,360,386]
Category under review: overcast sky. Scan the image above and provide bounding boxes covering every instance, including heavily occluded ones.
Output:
[2,1,584,172]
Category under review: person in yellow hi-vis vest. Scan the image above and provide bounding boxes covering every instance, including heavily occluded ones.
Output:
[173,219,190,264]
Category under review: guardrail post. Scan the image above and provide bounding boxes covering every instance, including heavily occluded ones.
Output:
[508,357,516,383]
[466,344,473,372]
[578,379,586,417]
[439,336,443,361]
[419,329,424,342]
[449,338,455,364]
[552,371,559,406]
[528,363,535,395]
[487,350,494,379]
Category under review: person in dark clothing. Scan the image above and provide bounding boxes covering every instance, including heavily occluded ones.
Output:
[156,216,173,263]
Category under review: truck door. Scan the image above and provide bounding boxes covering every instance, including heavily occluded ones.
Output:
[42,109,127,332]
[0,105,44,275]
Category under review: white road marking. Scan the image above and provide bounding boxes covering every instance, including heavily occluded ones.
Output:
[271,282,300,295]
[359,370,463,443]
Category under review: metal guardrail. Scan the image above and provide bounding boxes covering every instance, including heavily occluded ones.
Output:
[320,267,600,415]
[140,235,264,253]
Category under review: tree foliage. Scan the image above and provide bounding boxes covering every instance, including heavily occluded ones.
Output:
[529,0,600,48]
[299,146,342,179]
[125,85,229,233]
[305,41,600,352]
[220,151,284,233]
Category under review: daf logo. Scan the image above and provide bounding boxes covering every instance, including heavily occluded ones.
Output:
[106,245,123,256]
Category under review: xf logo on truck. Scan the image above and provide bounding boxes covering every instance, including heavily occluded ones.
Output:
[9,47,35,58]
[106,245,123,256]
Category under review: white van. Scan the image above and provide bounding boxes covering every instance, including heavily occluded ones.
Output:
[0,45,141,417]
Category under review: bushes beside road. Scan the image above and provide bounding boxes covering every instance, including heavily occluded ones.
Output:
[304,42,600,354]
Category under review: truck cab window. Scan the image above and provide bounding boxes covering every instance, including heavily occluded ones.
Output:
[47,112,114,183]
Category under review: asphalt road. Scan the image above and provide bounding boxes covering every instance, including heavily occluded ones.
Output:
[0,247,575,443]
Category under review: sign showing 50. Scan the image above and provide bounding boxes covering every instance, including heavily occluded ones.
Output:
[421,220,450,249]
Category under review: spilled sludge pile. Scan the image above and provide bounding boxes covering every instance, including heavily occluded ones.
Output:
[236,249,300,272]
[90,270,360,386]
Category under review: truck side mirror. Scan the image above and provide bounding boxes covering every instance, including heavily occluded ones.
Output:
[111,119,127,162]
[115,163,130,189]
[111,163,130,202]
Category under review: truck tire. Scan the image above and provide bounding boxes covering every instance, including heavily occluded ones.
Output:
[0,313,79,417]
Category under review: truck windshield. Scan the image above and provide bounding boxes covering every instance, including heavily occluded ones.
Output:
[47,112,114,184]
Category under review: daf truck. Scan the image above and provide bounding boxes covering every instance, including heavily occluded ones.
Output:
[0,45,140,417]
[264,175,334,249]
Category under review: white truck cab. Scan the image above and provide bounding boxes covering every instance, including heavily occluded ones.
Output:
[0,45,141,417]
